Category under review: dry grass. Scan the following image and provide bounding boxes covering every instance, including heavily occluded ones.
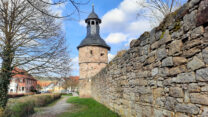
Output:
[4,93,61,117]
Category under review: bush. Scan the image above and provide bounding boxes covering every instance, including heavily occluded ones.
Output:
[0,107,4,117]
[4,93,61,117]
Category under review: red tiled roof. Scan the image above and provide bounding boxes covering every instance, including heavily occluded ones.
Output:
[12,67,36,81]
[69,76,79,81]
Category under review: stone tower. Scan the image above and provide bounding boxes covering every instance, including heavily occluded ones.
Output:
[77,5,110,98]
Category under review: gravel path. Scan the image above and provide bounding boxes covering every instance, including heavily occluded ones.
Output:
[30,96,72,117]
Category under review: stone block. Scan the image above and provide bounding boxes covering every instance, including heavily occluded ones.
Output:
[153,88,164,98]
[190,93,208,105]
[169,87,184,98]
[175,113,189,117]
[158,67,170,77]
[162,57,173,67]
[183,47,201,57]
[183,10,197,31]
[201,86,208,92]
[196,68,208,81]
[165,97,177,111]
[154,109,174,117]
[140,45,150,55]
[191,26,204,38]
[196,0,208,26]
[136,79,148,86]
[168,40,183,55]
[202,47,208,64]
[159,30,172,45]
[151,41,159,50]
[205,26,208,38]
[156,47,167,61]
[136,86,152,94]
[147,56,155,64]
[183,38,202,50]
[149,28,156,44]
[188,0,201,8]
[130,39,137,48]
[155,97,165,107]
[169,65,186,76]
[188,83,201,93]
[139,94,153,104]
[142,106,152,117]
[175,104,199,114]
[173,57,187,66]
[136,71,149,78]
[173,72,196,83]
[163,79,172,86]
[202,108,208,117]
[152,68,159,76]
[187,56,205,70]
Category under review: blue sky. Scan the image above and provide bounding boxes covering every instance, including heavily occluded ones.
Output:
[61,0,153,76]
[55,0,186,76]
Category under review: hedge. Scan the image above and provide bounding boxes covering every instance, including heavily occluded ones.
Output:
[3,93,61,117]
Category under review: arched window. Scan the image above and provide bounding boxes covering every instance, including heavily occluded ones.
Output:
[91,21,95,25]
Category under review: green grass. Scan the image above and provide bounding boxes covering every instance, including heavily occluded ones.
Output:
[58,97,120,117]
[61,93,73,96]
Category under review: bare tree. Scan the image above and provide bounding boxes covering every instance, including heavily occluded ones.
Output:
[26,0,90,19]
[62,77,79,91]
[137,0,186,27]
[0,0,85,110]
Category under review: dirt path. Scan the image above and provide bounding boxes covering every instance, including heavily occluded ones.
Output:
[30,96,72,117]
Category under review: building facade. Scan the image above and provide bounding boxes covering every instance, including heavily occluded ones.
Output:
[8,68,37,94]
[77,6,110,97]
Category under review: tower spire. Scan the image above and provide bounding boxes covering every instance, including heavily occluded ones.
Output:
[92,4,94,12]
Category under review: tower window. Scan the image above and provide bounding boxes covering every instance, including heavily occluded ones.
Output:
[90,50,93,55]
[96,21,98,25]
[100,53,104,56]
[91,21,95,25]
[88,21,90,25]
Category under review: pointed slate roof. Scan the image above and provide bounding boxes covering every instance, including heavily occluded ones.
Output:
[85,4,101,23]
[77,5,110,50]
[77,35,110,50]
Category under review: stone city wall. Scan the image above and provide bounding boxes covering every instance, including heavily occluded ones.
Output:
[91,0,208,116]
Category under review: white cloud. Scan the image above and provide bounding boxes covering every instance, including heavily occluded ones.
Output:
[101,8,126,32]
[79,20,87,27]
[105,33,127,44]
[71,57,79,71]
[99,0,152,47]
[108,53,115,61]
[127,20,150,34]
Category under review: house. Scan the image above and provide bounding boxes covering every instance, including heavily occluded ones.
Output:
[8,68,37,94]
[41,82,56,93]
[53,76,79,93]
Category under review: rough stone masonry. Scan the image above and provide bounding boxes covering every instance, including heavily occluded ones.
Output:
[91,0,208,116]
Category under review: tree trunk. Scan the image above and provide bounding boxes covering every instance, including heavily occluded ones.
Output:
[0,44,14,109]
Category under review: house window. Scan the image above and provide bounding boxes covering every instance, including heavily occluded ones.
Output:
[10,89,13,92]
[22,87,24,91]
[100,53,104,56]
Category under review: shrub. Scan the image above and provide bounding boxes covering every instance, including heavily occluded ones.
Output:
[4,93,61,117]
[0,107,4,117]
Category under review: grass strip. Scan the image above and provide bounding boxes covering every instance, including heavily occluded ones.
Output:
[58,97,120,117]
